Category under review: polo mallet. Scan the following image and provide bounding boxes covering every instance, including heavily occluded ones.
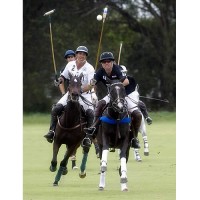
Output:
[95,7,108,71]
[117,41,123,65]
[43,9,58,80]
[140,96,169,103]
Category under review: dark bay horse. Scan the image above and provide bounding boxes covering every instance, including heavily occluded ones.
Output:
[96,79,131,191]
[49,73,89,186]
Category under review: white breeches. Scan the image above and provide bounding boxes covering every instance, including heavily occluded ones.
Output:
[57,92,94,111]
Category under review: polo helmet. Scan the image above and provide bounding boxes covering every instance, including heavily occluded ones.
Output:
[75,46,88,56]
[99,52,115,62]
[64,50,75,58]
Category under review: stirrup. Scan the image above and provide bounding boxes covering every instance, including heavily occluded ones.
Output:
[81,137,92,148]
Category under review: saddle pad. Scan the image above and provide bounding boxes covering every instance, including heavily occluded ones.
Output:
[100,116,131,124]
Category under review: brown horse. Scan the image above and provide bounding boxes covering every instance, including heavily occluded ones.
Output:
[96,79,131,191]
[49,73,89,186]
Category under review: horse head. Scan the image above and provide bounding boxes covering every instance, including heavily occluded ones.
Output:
[107,78,127,114]
[68,72,83,101]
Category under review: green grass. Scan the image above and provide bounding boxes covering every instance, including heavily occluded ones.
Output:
[23,112,176,200]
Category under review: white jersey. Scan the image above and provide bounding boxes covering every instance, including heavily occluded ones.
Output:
[61,60,94,88]
[58,60,95,111]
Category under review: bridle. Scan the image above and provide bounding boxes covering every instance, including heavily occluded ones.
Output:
[108,82,128,114]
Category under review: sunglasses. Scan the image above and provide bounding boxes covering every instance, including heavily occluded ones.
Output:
[101,60,112,64]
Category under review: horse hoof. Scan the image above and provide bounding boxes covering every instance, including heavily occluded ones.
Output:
[79,172,86,178]
[144,151,149,156]
[122,188,128,192]
[62,168,68,175]
[50,166,57,172]
[121,183,128,191]
[96,153,100,158]
[99,186,104,191]
[53,181,58,186]
[72,166,79,170]
[136,156,142,162]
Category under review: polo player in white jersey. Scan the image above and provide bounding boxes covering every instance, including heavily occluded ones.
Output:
[44,46,95,143]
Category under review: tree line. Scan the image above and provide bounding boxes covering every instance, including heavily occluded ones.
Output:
[23,0,176,112]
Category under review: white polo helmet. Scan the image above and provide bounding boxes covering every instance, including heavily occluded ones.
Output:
[75,46,88,56]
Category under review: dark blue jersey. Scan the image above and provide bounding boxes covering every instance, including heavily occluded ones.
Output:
[125,75,137,95]
[94,64,125,86]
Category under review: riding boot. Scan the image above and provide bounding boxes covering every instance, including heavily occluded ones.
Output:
[130,109,142,148]
[138,100,152,125]
[82,109,94,148]
[83,100,107,147]
[44,103,64,143]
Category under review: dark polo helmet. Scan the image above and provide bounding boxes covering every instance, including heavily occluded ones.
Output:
[99,52,115,62]
[64,50,75,58]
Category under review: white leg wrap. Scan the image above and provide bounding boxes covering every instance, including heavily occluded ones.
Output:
[101,149,109,172]
[120,157,127,173]
[99,172,106,189]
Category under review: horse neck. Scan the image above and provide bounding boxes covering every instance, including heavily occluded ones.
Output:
[62,101,82,126]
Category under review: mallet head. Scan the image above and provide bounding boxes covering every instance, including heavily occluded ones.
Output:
[43,9,55,16]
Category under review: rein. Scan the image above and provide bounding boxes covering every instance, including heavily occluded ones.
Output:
[79,94,95,107]
[57,117,87,131]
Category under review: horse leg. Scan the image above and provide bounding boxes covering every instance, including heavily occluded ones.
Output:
[50,142,61,172]
[53,147,75,186]
[93,138,100,158]
[79,145,90,178]
[130,110,142,148]
[120,157,128,191]
[101,149,109,172]
[99,171,106,191]
[98,144,106,190]
[140,116,149,156]
[100,130,109,172]
[71,150,78,170]
[133,148,142,162]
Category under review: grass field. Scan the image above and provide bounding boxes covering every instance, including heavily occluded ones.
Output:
[23,112,176,200]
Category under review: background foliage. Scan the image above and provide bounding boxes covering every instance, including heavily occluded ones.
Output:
[23,0,176,112]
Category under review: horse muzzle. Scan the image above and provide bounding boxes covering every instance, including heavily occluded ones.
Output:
[70,93,80,102]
